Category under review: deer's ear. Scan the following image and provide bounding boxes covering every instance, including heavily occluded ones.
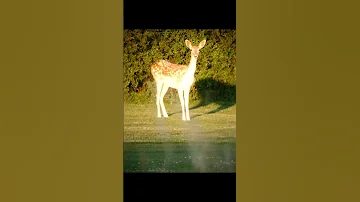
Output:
[185,40,192,49]
[199,40,206,49]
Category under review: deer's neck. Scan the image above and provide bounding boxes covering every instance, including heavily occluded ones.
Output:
[187,56,198,75]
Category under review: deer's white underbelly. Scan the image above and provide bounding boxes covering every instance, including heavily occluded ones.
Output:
[163,75,194,90]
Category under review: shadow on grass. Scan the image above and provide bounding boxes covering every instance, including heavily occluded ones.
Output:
[124,141,236,172]
[168,77,236,119]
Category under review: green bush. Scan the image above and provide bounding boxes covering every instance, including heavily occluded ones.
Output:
[124,29,236,103]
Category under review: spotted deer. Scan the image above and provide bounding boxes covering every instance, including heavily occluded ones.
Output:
[150,39,207,121]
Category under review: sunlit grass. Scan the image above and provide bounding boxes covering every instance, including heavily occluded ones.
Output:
[124,102,236,143]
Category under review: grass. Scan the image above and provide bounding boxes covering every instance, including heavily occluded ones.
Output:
[124,101,236,172]
[124,101,236,143]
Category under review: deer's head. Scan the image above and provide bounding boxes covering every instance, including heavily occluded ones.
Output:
[185,39,206,59]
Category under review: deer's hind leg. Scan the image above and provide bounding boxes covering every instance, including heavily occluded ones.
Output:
[159,83,169,118]
[156,82,163,118]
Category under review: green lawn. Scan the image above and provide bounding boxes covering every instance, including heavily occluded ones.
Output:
[124,101,236,172]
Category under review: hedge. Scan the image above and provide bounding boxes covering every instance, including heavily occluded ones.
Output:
[124,29,236,104]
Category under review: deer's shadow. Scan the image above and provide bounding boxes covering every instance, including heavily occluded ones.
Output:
[168,78,236,119]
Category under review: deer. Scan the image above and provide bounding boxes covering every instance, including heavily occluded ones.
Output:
[150,39,207,121]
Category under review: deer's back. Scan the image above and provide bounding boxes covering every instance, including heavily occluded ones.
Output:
[151,60,187,77]
[151,60,194,89]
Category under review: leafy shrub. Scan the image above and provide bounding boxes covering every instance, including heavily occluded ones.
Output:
[124,29,236,103]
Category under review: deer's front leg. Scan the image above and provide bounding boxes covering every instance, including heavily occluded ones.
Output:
[178,89,186,121]
[184,88,191,121]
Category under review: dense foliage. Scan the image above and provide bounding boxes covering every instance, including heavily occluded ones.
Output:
[124,29,236,103]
